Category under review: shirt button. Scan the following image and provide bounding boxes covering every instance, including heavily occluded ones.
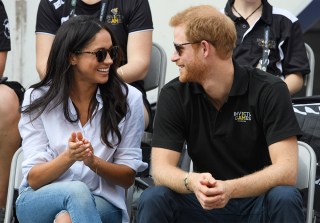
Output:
[242,24,247,29]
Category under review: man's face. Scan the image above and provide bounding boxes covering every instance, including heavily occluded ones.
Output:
[171,26,205,83]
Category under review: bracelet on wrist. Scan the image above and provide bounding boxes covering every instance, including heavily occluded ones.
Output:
[94,158,100,175]
[184,173,192,192]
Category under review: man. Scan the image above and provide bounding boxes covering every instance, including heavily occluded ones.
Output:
[137,5,304,223]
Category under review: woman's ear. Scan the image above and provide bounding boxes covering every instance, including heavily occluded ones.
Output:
[69,53,77,65]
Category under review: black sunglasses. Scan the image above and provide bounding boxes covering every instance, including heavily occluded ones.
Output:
[75,46,118,62]
[173,42,201,56]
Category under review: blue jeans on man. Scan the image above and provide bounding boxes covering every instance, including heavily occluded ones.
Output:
[137,185,304,223]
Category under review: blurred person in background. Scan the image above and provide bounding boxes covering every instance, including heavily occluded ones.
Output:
[224,0,309,95]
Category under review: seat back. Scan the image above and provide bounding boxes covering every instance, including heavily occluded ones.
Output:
[144,42,167,100]
[4,148,23,223]
[304,43,315,96]
[296,141,317,223]
[141,42,167,145]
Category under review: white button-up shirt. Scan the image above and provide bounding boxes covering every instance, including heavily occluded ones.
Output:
[18,85,147,223]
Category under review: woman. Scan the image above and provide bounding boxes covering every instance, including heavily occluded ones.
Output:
[35,0,153,130]
[16,15,147,223]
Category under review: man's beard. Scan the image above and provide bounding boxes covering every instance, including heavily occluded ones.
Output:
[179,59,207,83]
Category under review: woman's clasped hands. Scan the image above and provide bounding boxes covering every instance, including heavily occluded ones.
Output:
[67,131,94,163]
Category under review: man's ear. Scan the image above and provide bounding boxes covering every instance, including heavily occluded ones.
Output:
[201,40,211,57]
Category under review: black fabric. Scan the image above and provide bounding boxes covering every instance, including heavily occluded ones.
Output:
[292,97,320,222]
[0,1,11,51]
[152,61,301,181]
[293,100,320,177]
[36,0,153,61]
[292,95,320,104]
[0,77,25,105]
[225,0,310,78]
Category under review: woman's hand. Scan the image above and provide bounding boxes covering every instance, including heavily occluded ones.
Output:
[67,132,92,161]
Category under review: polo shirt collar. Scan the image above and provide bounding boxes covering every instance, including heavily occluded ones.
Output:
[229,60,249,96]
[260,0,273,25]
[190,60,249,97]
[225,0,273,25]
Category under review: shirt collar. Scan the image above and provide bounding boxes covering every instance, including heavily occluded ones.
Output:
[69,88,103,116]
[229,60,249,96]
[191,60,249,97]
[225,0,273,25]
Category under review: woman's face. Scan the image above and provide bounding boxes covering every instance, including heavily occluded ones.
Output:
[71,29,115,85]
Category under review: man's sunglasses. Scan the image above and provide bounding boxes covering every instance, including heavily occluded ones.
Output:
[173,42,200,56]
[75,46,119,62]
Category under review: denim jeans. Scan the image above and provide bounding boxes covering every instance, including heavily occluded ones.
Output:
[16,181,122,223]
[137,185,305,223]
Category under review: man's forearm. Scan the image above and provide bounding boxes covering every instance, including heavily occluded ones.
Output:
[225,163,297,199]
[152,165,191,193]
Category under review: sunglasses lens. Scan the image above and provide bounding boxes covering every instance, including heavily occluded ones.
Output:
[110,47,118,60]
[174,44,182,56]
[96,49,107,62]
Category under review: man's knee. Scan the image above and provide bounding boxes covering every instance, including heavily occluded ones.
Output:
[137,186,175,223]
[266,186,303,207]
[139,186,170,207]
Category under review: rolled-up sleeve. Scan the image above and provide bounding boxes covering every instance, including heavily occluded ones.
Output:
[19,88,55,180]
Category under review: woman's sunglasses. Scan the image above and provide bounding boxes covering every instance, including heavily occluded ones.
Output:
[75,46,119,62]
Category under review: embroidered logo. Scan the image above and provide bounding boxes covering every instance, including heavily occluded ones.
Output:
[234,111,251,122]
[107,8,123,25]
[257,38,276,49]
[3,18,10,39]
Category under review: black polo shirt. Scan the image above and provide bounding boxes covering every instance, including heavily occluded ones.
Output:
[152,62,301,180]
[36,0,153,62]
[224,0,309,78]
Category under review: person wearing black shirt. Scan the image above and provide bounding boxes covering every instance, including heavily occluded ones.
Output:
[137,5,304,223]
[224,0,309,95]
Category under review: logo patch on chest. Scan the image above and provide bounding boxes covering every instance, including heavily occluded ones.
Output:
[234,111,252,122]
[257,38,276,49]
[107,8,123,25]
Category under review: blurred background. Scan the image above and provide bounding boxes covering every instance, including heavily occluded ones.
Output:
[2,0,320,101]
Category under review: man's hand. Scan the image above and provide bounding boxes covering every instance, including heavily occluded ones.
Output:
[190,172,231,210]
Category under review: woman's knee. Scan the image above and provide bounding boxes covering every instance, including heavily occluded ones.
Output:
[67,181,92,195]
[52,181,94,205]
[54,211,72,223]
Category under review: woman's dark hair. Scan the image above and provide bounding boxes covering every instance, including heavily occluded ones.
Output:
[23,15,128,148]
